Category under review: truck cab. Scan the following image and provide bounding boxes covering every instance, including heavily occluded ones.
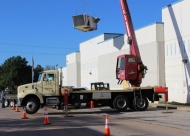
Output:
[17,70,61,114]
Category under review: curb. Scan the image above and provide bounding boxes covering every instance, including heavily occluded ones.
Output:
[150,103,190,111]
[156,106,177,109]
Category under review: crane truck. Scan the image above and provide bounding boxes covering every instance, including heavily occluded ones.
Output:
[17,0,168,114]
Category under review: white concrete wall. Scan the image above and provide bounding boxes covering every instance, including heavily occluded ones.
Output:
[98,49,129,89]
[136,23,165,87]
[80,33,127,89]
[163,0,190,103]
[66,52,81,87]
[59,67,67,86]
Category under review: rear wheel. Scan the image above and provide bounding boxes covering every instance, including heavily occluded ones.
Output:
[133,96,149,111]
[113,95,128,112]
[25,98,40,114]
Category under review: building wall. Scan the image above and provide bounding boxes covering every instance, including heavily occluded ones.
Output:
[80,33,127,89]
[58,67,67,86]
[61,67,67,86]
[98,49,128,89]
[66,52,81,87]
[136,23,165,87]
[163,0,190,103]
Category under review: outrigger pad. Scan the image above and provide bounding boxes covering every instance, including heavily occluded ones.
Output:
[72,14,100,32]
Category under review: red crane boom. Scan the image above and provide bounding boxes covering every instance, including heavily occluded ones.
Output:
[116,0,147,87]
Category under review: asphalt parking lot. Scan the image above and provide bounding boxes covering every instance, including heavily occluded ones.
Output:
[0,103,190,136]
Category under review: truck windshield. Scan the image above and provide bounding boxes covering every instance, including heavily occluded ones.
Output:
[37,73,43,81]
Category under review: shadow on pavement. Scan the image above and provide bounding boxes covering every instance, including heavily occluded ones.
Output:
[0,116,104,136]
[47,106,168,115]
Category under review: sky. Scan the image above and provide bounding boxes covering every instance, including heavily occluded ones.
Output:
[0,0,179,68]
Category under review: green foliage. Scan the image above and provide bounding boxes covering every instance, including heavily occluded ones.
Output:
[0,56,44,91]
[34,65,44,82]
[45,65,56,70]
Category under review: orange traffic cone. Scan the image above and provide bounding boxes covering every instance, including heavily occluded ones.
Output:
[15,105,20,112]
[104,115,110,136]
[21,106,28,119]
[90,101,94,108]
[43,108,51,125]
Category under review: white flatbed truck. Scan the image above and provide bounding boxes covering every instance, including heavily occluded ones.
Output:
[17,70,168,114]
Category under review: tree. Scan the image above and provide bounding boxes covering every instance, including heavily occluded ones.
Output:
[0,66,3,90]
[33,65,44,82]
[45,65,57,70]
[0,56,32,91]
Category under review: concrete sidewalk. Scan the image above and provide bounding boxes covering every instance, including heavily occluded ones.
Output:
[149,102,190,111]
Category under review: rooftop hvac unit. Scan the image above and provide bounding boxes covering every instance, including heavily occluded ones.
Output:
[72,14,100,32]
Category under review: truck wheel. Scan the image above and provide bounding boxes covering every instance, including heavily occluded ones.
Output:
[4,100,10,107]
[113,95,128,112]
[133,96,149,111]
[25,98,40,114]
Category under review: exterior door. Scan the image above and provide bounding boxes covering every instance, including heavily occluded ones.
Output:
[42,73,56,95]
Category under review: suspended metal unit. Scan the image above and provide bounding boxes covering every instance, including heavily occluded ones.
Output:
[72,14,100,32]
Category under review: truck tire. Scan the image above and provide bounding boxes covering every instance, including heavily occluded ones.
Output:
[4,100,10,107]
[133,96,149,111]
[25,98,40,114]
[113,95,128,112]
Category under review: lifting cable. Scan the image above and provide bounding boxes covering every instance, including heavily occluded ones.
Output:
[74,0,96,16]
